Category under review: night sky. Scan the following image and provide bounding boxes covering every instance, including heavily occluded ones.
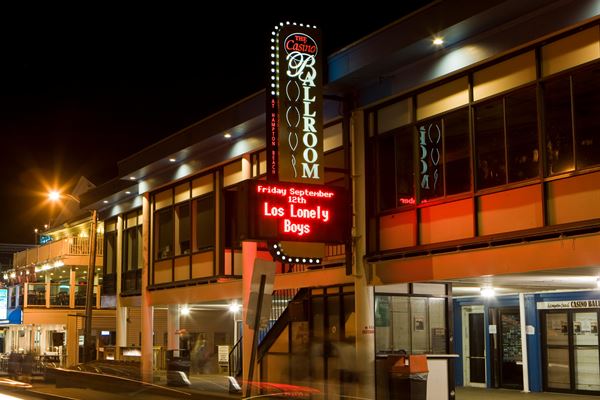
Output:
[0,4,432,244]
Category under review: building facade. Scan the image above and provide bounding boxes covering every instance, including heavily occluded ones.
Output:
[71,0,600,398]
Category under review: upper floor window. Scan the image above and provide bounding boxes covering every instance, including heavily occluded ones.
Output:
[104,219,117,275]
[123,210,142,271]
[475,86,539,190]
[544,65,600,175]
[418,108,471,201]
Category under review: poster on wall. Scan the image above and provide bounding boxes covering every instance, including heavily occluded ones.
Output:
[414,316,425,331]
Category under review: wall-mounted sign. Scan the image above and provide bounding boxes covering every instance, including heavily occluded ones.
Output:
[0,289,7,321]
[239,180,346,243]
[537,300,600,310]
[267,22,323,184]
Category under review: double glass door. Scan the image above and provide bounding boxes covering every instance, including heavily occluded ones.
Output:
[543,310,600,393]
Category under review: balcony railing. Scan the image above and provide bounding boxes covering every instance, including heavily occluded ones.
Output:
[12,236,104,268]
[9,283,102,309]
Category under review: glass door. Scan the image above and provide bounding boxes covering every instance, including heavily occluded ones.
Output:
[573,311,600,391]
[542,309,600,393]
[544,312,570,390]
[498,309,523,389]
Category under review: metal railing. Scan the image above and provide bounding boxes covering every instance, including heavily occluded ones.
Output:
[12,236,103,268]
[21,282,101,309]
[228,337,243,377]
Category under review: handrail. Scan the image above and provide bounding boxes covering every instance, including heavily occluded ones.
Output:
[257,288,310,362]
[228,336,243,377]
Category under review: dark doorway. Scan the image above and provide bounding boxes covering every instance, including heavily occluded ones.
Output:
[468,312,486,384]
[498,308,523,389]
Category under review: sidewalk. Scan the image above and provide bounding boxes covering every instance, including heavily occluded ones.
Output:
[457,387,600,400]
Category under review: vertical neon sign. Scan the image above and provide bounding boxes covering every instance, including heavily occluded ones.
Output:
[267,22,323,184]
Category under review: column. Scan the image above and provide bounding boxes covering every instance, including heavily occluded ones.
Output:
[115,215,127,358]
[241,241,257,394]
[519,292,530,392]
[69,268,76,308]
[240,154,254,392]
[352,110,375,398]
[45,273,51,308]
[141,193,154,383]
[167,305,180,350]
[66,315,78,366]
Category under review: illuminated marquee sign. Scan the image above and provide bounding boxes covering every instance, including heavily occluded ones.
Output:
[240,180,346,243]
[268,22,323,184]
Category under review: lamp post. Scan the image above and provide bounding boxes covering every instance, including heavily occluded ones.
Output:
[48,190,98,363]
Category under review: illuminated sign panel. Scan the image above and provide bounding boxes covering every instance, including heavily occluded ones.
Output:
[268,23,323,184]
[0,289,7,320]
[240,180,346,243]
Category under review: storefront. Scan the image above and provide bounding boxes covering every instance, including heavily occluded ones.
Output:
[539,296,600,393]
[454,290,600,395]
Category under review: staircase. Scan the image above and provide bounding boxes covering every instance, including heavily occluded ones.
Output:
[228,288,302,377]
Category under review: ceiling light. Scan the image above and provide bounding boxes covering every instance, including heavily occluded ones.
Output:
[169,158,176,162]
[224,133,232,139]
[228,303,241,313]
[181,306,190,316]
[433,37,444,46]
[480,287,495,297]
[125,191,131,195]
[103,200,108,204]
[129,177,136,180]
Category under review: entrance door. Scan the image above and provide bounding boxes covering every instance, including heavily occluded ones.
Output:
[542,310,600,393]
[498,309,523,389]
[463,306,486,386]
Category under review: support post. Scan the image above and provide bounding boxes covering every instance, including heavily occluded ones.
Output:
[83,209,98,363]
[519,293,530,393]
[245,274,266,398]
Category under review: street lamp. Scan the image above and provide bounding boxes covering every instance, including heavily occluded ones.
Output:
[48,190,98,363]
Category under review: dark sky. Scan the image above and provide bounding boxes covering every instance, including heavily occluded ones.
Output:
[0,4,432,244]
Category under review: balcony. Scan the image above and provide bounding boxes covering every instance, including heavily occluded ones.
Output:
[12,236,104,269]
[9,283,102,309]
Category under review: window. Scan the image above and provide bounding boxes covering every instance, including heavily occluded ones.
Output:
[475,86,539,190]
[444,109,471,194]
[506,88,539,182]
[175,203,190,255]
[123,210,142,271]
[378,133,397,210]
[418,120,444,200]
[194,195,215,251]
[475,98,506,189]
[375,294,447,354]
[544,65,600,175]
[155,208,173,260]
[544,77,573,175]
[573,67,600,168]
[417,108,471,201]
[104,219,117,275]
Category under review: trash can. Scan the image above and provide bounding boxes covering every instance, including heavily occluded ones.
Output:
[389,355,428,400]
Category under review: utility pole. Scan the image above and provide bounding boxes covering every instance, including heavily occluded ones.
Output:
[83,209,98,362]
